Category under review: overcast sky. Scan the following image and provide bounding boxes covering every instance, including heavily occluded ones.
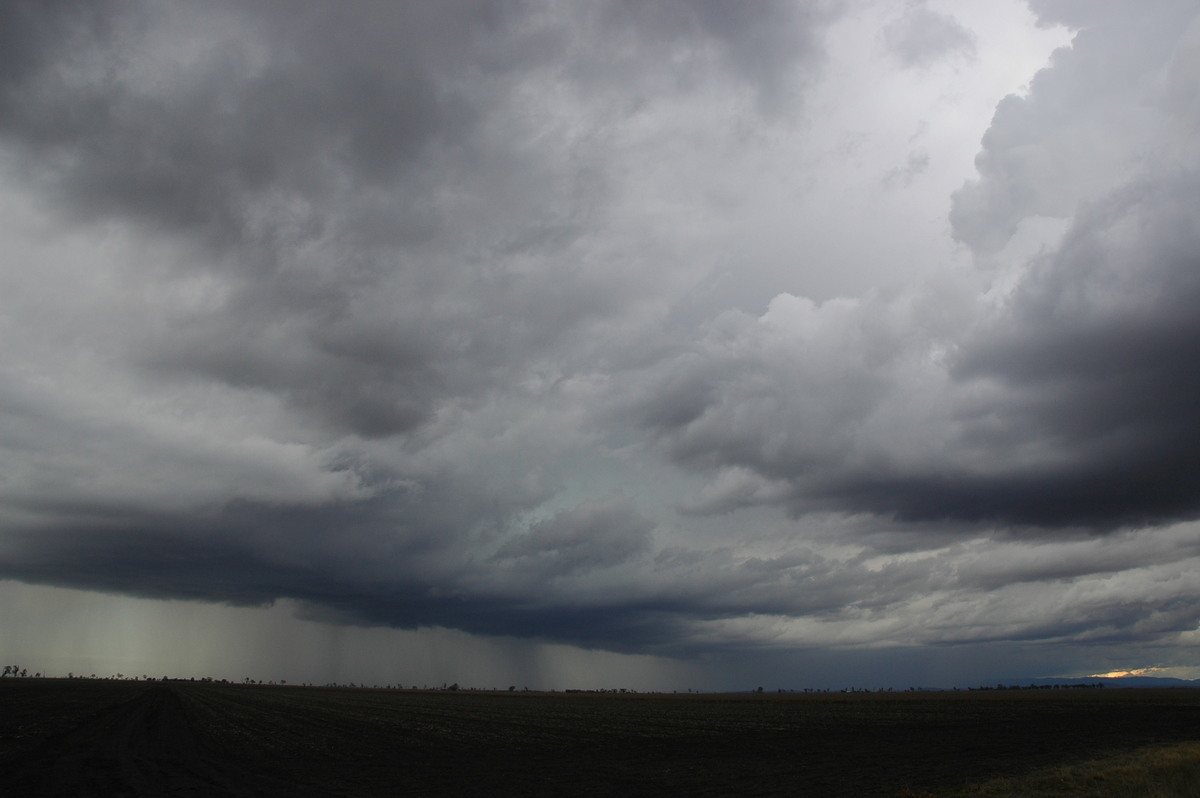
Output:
[3,0,1200,691]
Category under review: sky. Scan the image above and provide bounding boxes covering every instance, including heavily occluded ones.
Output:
[2,0,1200,692]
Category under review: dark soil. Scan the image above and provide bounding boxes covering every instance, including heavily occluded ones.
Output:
[3,680,1200,796]
[0,682,296,796]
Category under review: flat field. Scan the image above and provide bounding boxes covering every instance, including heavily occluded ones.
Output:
[3,680,1200,796]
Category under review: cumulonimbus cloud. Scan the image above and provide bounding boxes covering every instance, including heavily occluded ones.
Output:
[2,0,1200,666]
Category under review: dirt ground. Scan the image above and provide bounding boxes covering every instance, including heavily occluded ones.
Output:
[3,681,1200,796]
[0,684,300,797]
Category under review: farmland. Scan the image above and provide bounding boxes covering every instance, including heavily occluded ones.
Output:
[3,679,1200,796]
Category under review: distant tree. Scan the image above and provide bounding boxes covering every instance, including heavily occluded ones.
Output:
[20,669,27,678]
[1,666,9,677]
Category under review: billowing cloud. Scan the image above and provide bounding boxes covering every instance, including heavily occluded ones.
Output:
[951,0,1200,251]
[2,0,1199,687]
[634,0,1200,531]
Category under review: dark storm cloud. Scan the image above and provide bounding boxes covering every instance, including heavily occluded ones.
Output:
[0,0,108,85]
[0,1,467,244]
[631,1,1200,532]
[598,0,835,111]
[5,0,1200,674]
[942,177,1200,527]
[0,499,771,652]
[0,0,494,437]
[637,176,1200,528]
[0,0,827,244]
[493,500,653,575]
[0,0,831,442]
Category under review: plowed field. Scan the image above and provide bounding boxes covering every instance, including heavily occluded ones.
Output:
[3,681,1199,796]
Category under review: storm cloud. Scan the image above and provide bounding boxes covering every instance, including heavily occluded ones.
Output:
[2,0,1199,687]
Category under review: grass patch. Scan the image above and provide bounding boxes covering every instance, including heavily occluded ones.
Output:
[950,741,1200,797]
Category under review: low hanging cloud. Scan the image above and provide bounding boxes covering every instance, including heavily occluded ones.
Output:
[3,0,1200,672]
[493,501,654,577]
